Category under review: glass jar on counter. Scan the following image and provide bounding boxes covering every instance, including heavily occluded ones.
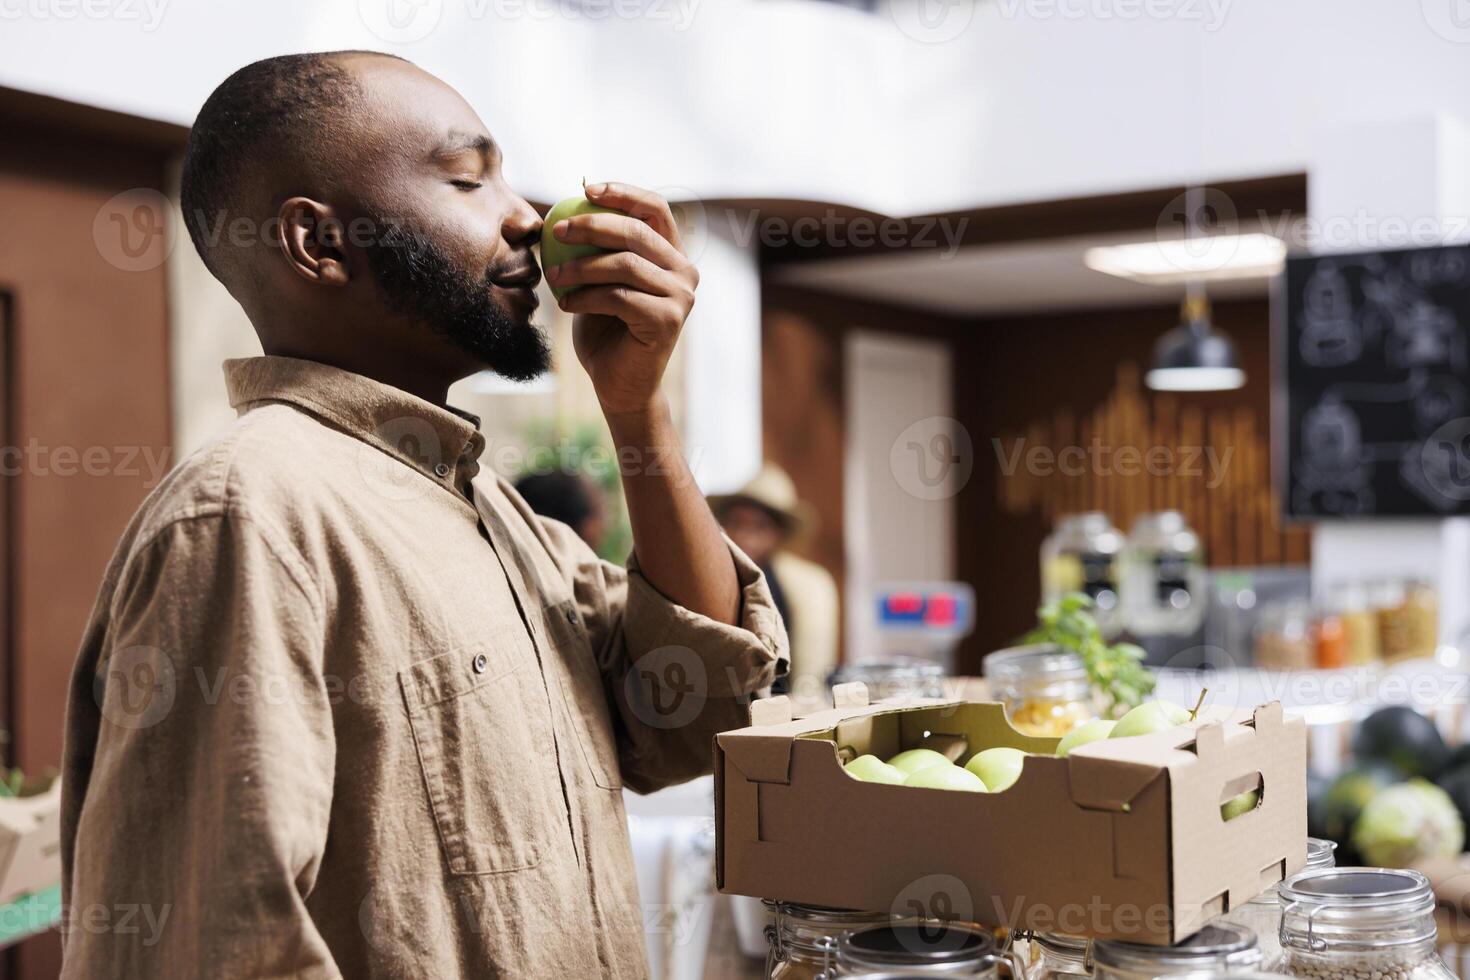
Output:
[1329,582,1380,666]
[1121,511,1206,636]
[1252,600,1315,671]
[764,902,892,979]
[1041,513,1126,637]
[985,644,1096,737]
[1092,923,1261,980]
[834,922,1001,976]
[1379,579,1438,663]
[1019,932,1093,979]
[1278,868,1455,980]
[1218,837,1337,970]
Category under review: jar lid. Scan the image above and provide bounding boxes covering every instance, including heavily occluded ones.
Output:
[838,923,995,968]
[1305,837,1338,871]
[1279,867,1436,950]
[1093,923,1260,972]
[770,901,887,926]
[984,644,1087,683]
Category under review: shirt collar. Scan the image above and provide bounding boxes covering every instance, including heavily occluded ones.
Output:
[224,355,486,492]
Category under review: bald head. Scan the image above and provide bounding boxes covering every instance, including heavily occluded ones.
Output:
[181,51,399,280]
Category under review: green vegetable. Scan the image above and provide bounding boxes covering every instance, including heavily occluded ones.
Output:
[1023,592,1156,718]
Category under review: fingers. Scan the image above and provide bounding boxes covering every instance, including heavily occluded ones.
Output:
[548,212,686,270]
[584,181,683,251]
[546,250,683,298]
[561,286,684,340]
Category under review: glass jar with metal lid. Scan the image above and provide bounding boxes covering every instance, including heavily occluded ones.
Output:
[1041,513,1126,637]
[1277,867,1454,980]
[764,901,893,979]
[833,922,1002,976]
[984,643,1096,737]
[1121,511,1206,636]
[1092,923,1261,980]
[1218,837,1336,970]
[1018,932,1093,979]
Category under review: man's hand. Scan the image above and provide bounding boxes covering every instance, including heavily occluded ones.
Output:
[542,182,698,418]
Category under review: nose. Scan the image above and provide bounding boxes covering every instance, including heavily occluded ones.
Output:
[504,193,542,252]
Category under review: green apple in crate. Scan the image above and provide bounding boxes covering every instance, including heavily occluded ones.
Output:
[843,755,905,785]
[965,747,1027,792]
[904,764,988,792]
[1056,719,1116,757]
[1220,789,1260,821]
[887,748,952,776]
[540,193,622,299]
[1110,700,1191,739]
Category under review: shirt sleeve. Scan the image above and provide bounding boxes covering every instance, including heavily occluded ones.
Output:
[538,518,790,795]
[61,511,339,978]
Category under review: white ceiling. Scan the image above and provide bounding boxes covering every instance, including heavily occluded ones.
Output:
[771,231,1274,318]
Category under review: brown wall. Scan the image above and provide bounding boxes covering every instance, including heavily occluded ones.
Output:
[0,93,180,978]
[761,287,1300,677]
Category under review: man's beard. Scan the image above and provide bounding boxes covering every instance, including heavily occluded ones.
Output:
[363,218,551,382]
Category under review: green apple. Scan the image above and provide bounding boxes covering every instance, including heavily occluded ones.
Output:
[887,748,953,775]
[540,194,621,299]
[904,763,988,793]
[1056,719,1117,758]
[1110,701,1190,740]
[1221,789,1260,821]
[844,754,905,785]
[964,747,1027,792]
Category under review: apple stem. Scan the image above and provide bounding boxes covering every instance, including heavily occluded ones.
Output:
[1189,687,1209,722]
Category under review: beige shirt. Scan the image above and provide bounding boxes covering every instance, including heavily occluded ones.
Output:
[60,355,787,979]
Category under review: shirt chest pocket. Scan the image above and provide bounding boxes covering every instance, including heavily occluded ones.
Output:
[543,598,623,791]
[399,638,558,875]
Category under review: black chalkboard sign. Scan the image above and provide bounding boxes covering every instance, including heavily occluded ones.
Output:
[1279,242,1470,517]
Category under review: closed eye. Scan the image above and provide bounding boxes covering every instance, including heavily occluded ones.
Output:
[450,179,483,191]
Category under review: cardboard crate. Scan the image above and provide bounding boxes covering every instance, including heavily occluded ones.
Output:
[715,685,1307,946]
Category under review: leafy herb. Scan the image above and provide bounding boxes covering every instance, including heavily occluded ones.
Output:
[1023,592,1156,718]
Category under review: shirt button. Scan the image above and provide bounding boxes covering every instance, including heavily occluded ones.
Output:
[566,608,579,625]
[434,463,451,478]
[471,653,488,674]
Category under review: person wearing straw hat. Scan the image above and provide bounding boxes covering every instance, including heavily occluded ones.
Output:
[711,464,838,702]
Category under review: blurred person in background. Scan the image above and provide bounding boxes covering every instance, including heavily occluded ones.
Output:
[712,463,838,701]
[60,51,786,979]
[514,468,610,553]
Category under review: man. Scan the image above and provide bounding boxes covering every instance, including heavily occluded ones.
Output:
[514,468,610,553]
[61,51,786,978]
[712,464,838,703]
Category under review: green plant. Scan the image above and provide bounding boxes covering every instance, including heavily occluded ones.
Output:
[1023,592,1155,718]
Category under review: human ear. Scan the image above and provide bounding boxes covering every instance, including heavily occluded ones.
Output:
[275,197,350,286]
